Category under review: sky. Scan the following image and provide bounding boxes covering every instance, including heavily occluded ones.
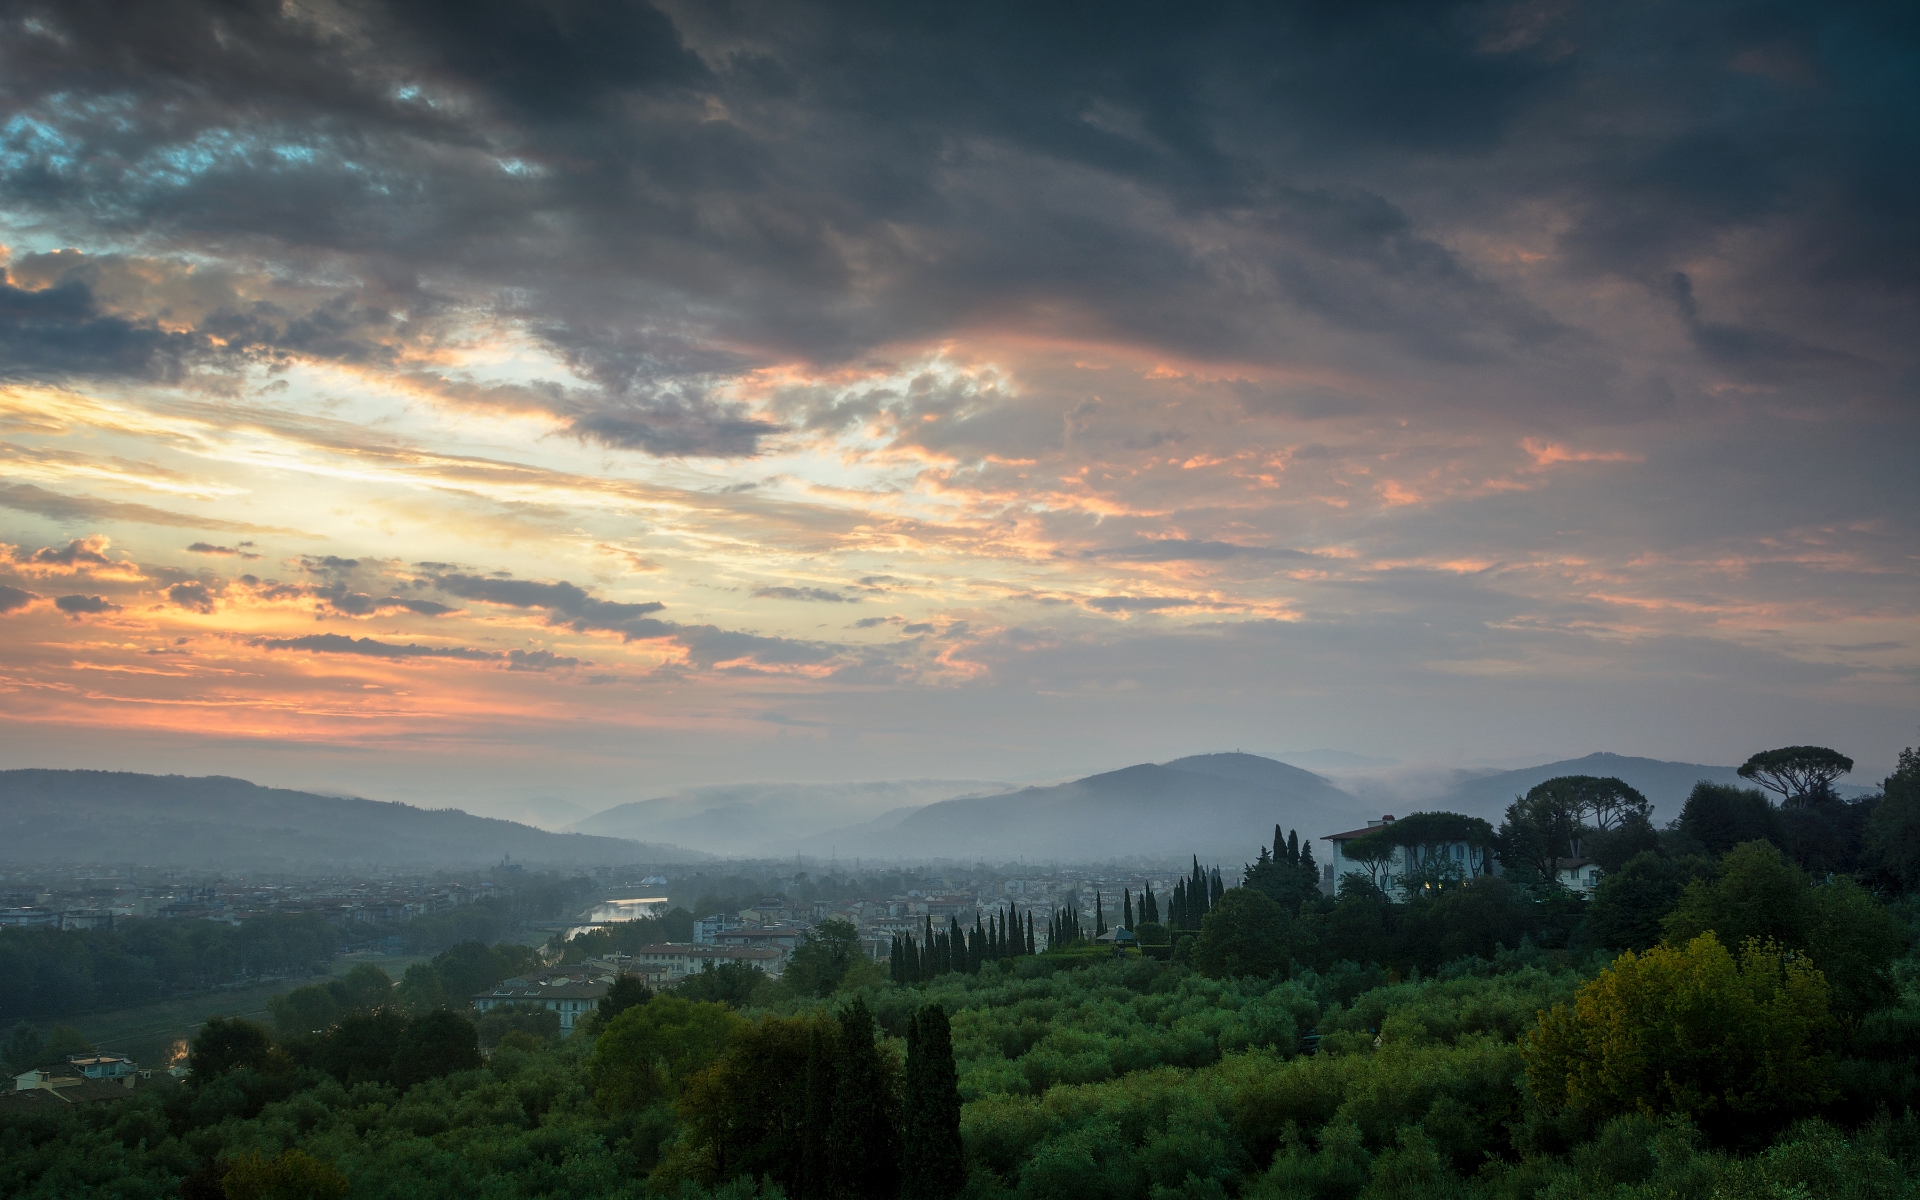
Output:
[0,0,1915,811]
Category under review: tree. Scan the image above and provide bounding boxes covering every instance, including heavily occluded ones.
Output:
[313,1008,407,1087]
[1357,811,1495,897]
[188,1016,273,1085]
[392,963,448,1013]
[267,984,342,1039]
[1740,746,1854,808]
[220,1149,349,1200]
[1586,851,1713,951]
[1524,933,1834,1144]
[1663,840,1904,1020]
[1584,812,1660,873]
[803,1020,839,1198]
[826,997,901,1199]
[1867,747,1920,890]
[1677,782,1783,857]
[1805,880,1907,1019]
[677,961,767,1007]
[389,1009,481,1089]
[599,974,654,1022]
[331,962,394,1011]
[1191,887,1291,979]
[1663,840,1812,952]
[786,918,862,998]
[1338,828,1398,894]
[474,1002,560,1049]
[590,994,743,1114]
[676,1013,822,1195]
[1,1021,42,1074]
[901,1004,964,1200]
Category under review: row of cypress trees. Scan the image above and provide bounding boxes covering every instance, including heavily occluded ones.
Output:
[889,907,1036,984]
[1168,856,1227,931]
[1242,825,1323,913]
[746,998,962,1200]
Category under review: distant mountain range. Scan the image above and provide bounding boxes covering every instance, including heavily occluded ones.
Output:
[570,779,1015,857]
[3,751,1842,871]
[787,752,1372,865]
[1423,752,1757,824]
[0,770,696,870]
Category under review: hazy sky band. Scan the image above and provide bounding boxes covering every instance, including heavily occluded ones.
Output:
[0,0,1913,803]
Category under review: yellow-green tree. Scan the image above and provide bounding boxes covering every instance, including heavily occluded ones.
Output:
[1523,933,1834,1142]
[588,994,743,1114]
[221,1149,348,1200]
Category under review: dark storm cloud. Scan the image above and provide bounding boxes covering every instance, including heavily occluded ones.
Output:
[3,0,1908,433]
[426,570,838,668]
[430,573,665,633]
[251,633,500,662]
[53,593,119,615]
[0,275,194,381]
[0,584,36,612]
[20,538,112,567]
[167,581,215,612]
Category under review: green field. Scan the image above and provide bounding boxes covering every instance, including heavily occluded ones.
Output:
[54,951,431,1070]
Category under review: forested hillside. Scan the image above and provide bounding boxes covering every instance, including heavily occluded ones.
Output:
[0,770,689,868]
[2,745,1918,1200]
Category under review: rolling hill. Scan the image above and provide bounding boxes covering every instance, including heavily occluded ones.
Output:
[0,770,696,869]
[815,752,1371,864]
[570,779,1014,857]
[1422,752,1750,824]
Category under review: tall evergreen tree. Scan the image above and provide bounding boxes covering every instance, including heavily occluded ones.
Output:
[1095,892,1105,938]
[827,998,900,1199]
[1299,840,1320,895]
[1025,910,1035,955]
[901,1005,964,1200]
[1287,829,1301,867]
[1210,867,1225,909]
[1275,824,1286,865]
[1142,883,1158,925]
[1123,889,1134,930]
[801,1021,839,1200]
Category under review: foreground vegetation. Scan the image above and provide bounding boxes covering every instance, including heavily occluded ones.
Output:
[3,746,1919,1199]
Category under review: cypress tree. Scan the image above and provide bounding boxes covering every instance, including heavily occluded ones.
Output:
[1299,840,1319,896]
[1123,888,1134,930]
[901,1005,964,1200]
[1143,883,1158,926]
[1095,892,1105,938]
[1210,867,1224,908]
[1025,910,1035,955]
[827,998,900,1199]
[801,1020,839,1200]
[1275,823,1286,864]
[889,936,902,985]
[1287,829,1301,868]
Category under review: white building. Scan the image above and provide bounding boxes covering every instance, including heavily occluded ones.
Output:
[1321,815,1495,900]
[631,943,784,980]
[471,977,609,1031]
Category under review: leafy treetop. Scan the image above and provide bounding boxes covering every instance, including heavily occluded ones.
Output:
[1739,746,1853,806]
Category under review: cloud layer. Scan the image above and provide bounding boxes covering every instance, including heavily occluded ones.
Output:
[0,0,1913,803]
